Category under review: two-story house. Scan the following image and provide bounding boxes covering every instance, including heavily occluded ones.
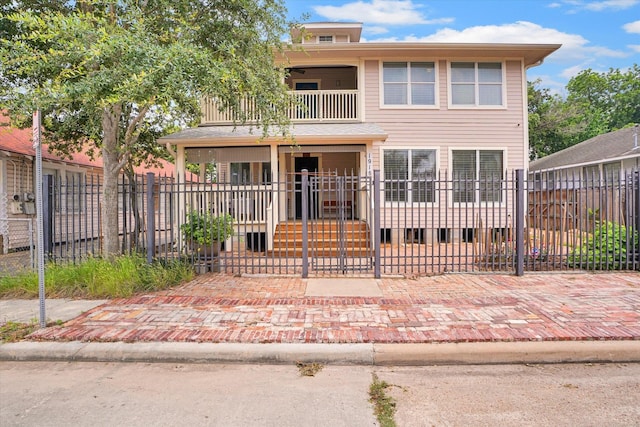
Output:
[160,22,559,271]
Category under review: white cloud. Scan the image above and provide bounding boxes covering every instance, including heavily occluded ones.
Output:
[623,20,640,33]
[527,73,567,95]
[554,0,639,12]
[313,0,453,25]
[629,44,640,52]
[364,26,390,35]
[583,0,639,11]
[559,64,588,79]
[374,21,628,63]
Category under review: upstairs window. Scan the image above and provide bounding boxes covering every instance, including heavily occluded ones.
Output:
[318,35,333,43]
[383,62,436,106]
[451,62,503,106]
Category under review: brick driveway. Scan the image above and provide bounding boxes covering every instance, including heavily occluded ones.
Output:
[30,273,640,344]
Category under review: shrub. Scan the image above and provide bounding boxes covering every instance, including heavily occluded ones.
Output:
[567,221,639,270]
[180,210,235,244]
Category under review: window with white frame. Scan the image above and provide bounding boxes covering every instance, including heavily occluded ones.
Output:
[451,62,503,106]
[318,35,333,43]
[383,62,436,106]
[384,149,436,203]
[452,150,503,203]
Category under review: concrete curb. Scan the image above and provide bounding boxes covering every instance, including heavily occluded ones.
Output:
[373,341,640,365]
[0,342,374,365]
[1,340,639,365]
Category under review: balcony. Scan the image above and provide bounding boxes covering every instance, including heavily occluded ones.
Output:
[201,89,360,125]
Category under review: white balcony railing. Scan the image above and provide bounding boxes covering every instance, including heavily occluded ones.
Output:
[184,184,272,224]
[201,90,359,124]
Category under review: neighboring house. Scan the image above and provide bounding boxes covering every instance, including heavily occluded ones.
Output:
[528,126,640,235]
[0,114,176,254]
[529,126,640,188]
[161,22,560,251]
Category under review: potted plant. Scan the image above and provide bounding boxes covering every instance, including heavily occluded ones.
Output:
[181,210,234,258]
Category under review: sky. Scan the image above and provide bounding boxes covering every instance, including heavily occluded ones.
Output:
[284,0,640,93]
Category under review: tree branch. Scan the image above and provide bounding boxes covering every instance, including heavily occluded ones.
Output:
[124,103,150,147]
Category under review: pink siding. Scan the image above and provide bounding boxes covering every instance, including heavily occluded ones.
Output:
[363,59,525,235]
[365,59,526,172]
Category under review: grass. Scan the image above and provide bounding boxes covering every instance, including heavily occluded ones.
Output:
[369,373,397,427]
[0,320,38,342]
[0,255,194,299]
[296,361,324,377]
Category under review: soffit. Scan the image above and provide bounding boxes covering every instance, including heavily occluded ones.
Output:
[279,43,561,67]
[160,123,388,145]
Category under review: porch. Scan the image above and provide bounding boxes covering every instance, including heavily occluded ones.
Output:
[201,65,361,125]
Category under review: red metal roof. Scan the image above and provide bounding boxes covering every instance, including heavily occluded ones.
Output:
[0,113,176,176]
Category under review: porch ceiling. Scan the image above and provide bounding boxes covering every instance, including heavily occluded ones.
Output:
[159,122,388,145]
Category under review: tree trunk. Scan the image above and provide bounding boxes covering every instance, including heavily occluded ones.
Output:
[101,106,122,258]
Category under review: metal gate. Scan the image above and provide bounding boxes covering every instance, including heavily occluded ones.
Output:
[301,171,374,275]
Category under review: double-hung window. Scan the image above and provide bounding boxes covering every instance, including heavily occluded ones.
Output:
[383,62,436,106]
[452,150,504,203]
[384,149,436,203]
[451,62,503,106]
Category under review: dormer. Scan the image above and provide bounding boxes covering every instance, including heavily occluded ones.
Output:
[290,22,363,44]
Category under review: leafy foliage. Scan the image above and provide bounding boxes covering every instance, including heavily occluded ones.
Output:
[180,210,235,244]
[528,65,640,160]
[1,0,294,256]
[567,221,639,270]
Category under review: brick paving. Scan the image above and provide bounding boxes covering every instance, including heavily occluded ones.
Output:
[29,273,640,344]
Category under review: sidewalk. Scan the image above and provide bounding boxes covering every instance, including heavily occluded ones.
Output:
[1,272,639,364]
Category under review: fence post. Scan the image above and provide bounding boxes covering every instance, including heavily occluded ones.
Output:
[42,174,54,260]
[301,169,309,278]
[373,170,381,278]
[635,170,640,271]
[146,173,155,264]
[515,169,525,276]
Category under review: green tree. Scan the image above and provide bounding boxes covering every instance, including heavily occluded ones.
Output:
[1,0,294,257]
[528,65,639,160]
[528,79,585,159]
[566,65,640,133]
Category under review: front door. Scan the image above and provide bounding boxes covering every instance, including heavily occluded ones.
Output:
[295,156,318,219]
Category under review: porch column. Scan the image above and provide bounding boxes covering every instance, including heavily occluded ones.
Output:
[267,143,279,251]
[176,145,186,183]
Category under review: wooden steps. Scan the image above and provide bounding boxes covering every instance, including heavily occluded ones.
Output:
[270,220,372,257]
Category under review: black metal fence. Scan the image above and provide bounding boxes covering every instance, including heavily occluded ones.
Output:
[2,168,638,277]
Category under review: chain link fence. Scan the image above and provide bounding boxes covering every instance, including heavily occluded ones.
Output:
[0,218,36,277]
